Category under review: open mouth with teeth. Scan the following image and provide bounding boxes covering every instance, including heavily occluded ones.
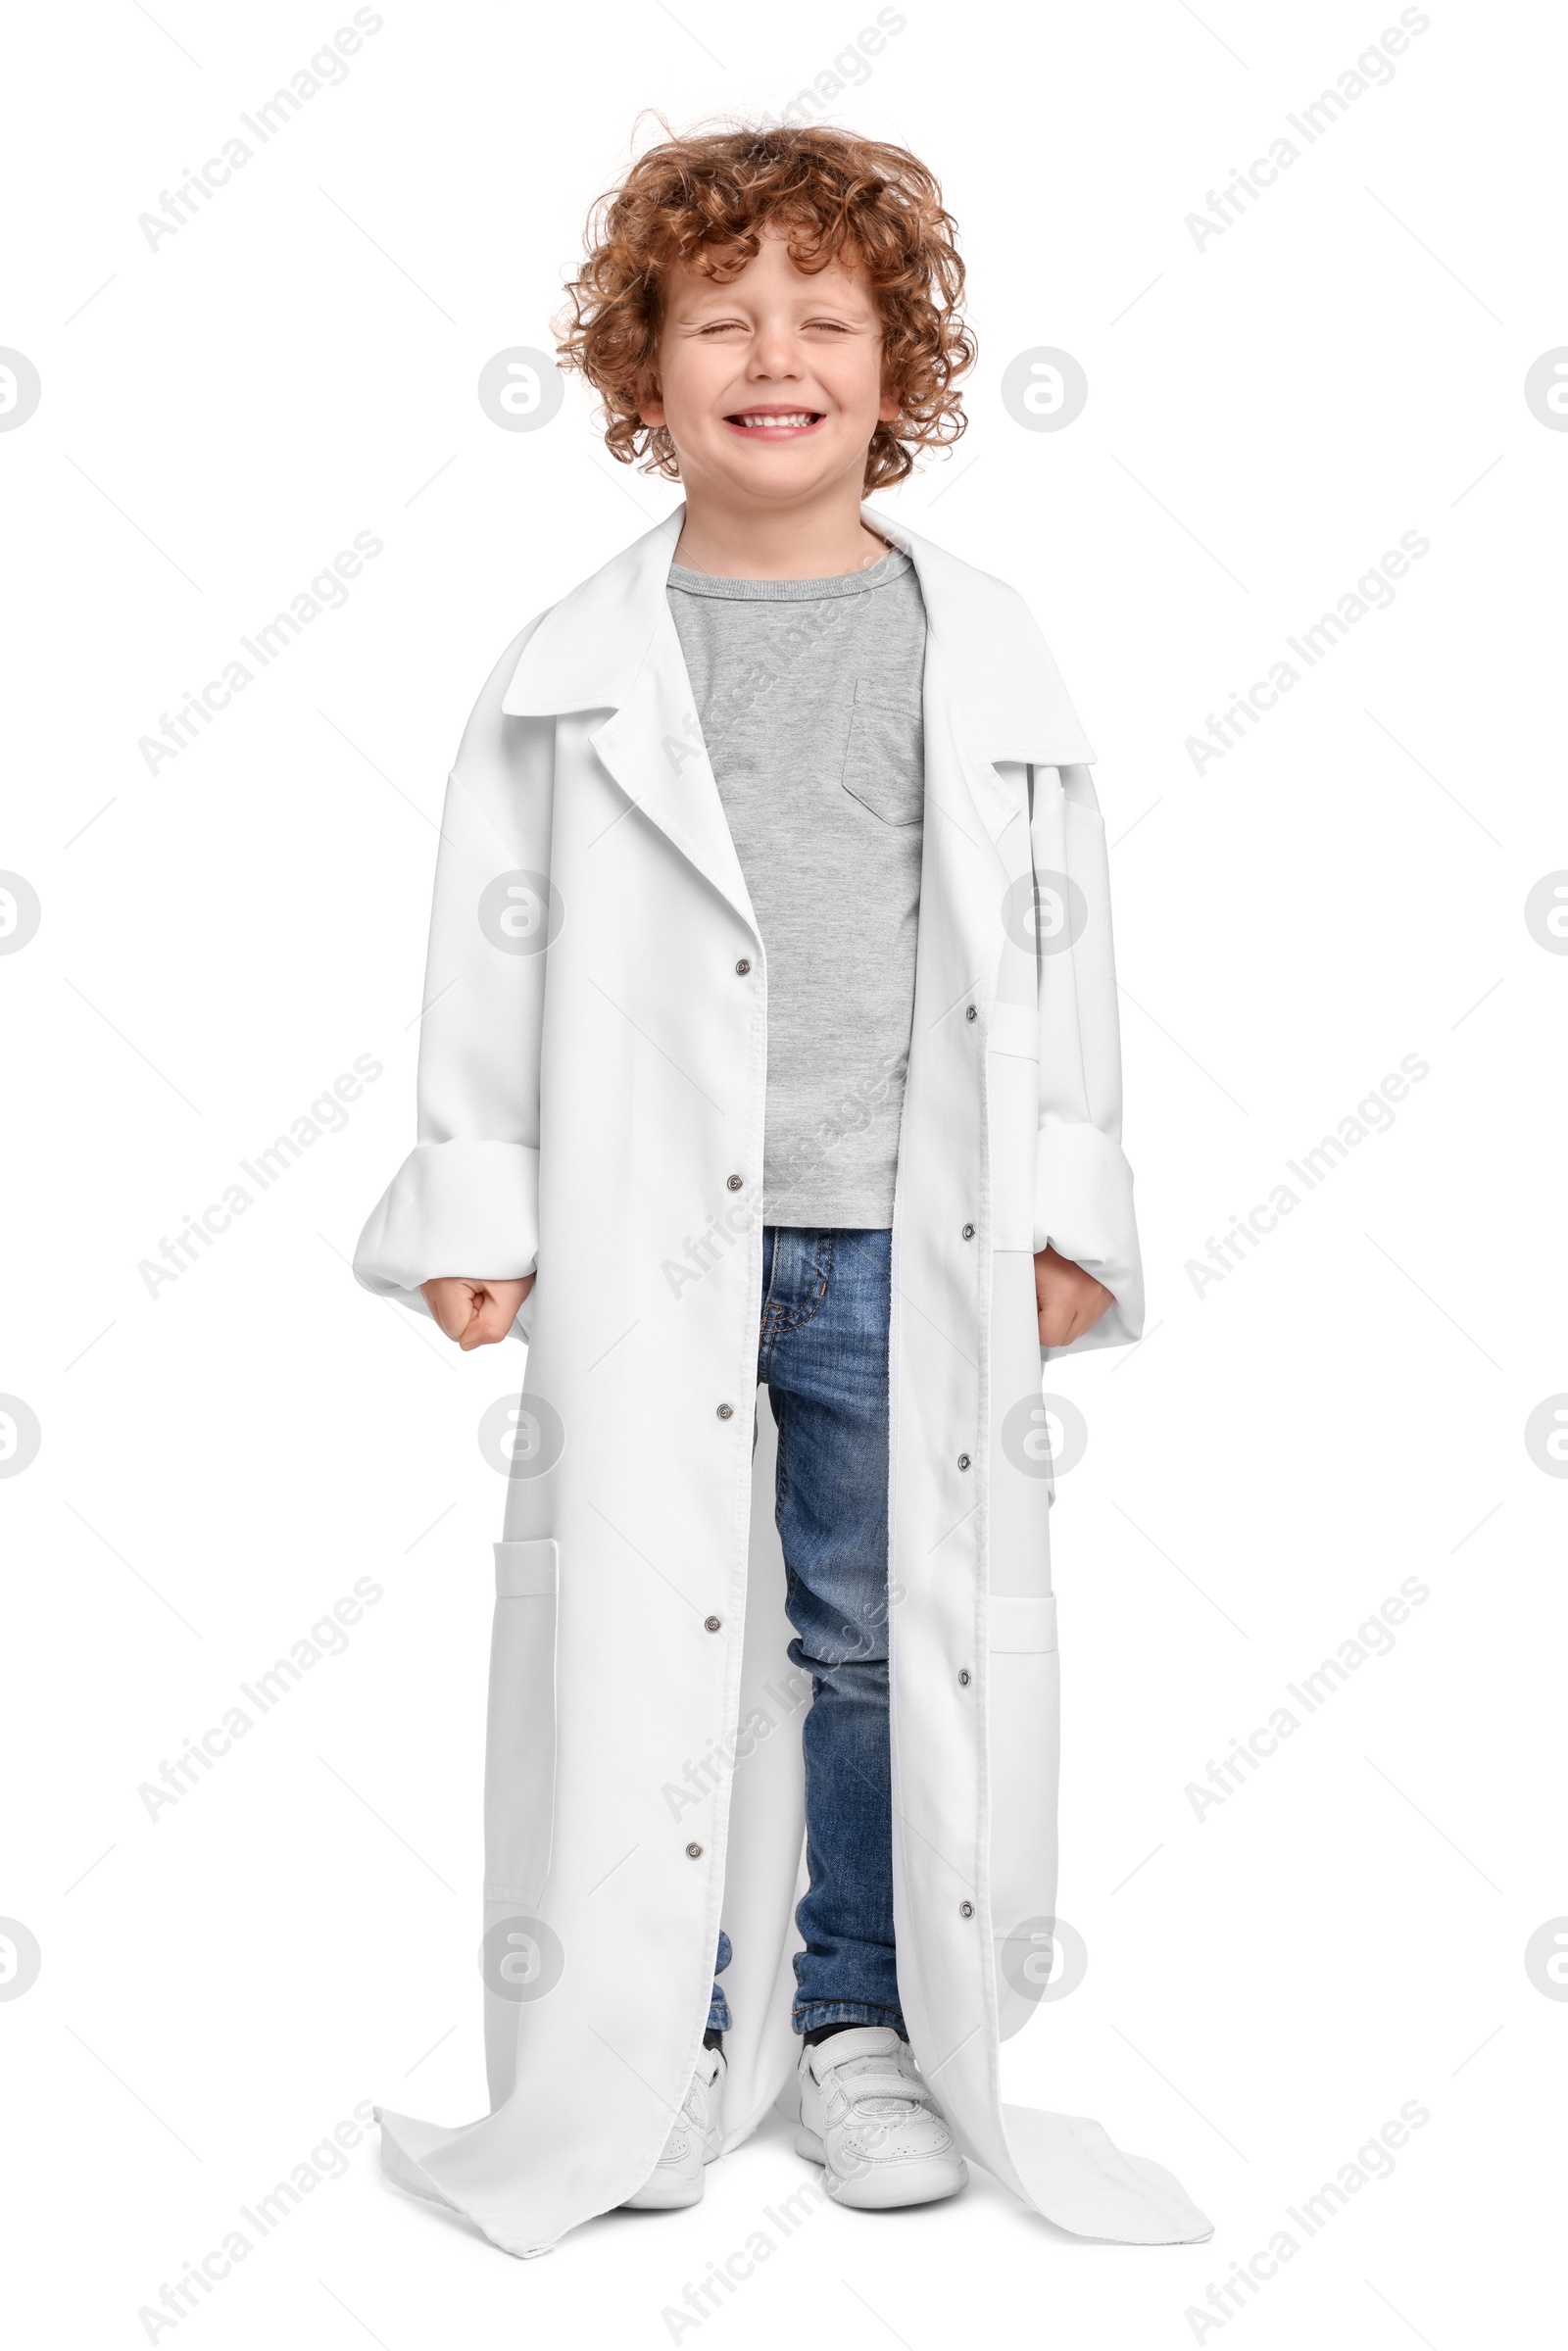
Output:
[724,409,825,434]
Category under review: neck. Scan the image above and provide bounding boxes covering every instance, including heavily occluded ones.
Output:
[671,480,891,579]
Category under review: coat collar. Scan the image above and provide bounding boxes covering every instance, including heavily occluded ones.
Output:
[499,500,1095,938]
[500,500,1096,769]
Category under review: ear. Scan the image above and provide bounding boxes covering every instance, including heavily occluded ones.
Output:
[626,353,664,427]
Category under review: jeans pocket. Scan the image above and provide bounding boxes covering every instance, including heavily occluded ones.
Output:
[841,676,924,825]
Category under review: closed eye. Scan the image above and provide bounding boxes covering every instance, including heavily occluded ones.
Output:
[688,317,863,336]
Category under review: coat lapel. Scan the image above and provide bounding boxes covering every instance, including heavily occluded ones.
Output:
[498,498,1097,929]
[860,501,1098,863]
[501,507,757,932]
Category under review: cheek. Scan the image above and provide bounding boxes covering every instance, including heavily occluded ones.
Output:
[660,347,738,425]
[836,354,889,416]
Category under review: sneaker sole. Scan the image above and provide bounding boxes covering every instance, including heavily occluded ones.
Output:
[620,2125,721,2206]
[794,2124,968,2210]
[620,2169,706,2210]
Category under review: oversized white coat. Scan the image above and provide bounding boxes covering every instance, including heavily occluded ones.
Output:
[354,501,1213,2255]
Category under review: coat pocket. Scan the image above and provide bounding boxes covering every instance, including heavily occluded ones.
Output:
[986,1593,1062,2040]
[483,1537,559,1908]
[840,675,924,825]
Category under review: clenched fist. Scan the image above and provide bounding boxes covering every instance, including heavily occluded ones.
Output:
[1033,1246,1113,1349]
[420,1274,535,1349]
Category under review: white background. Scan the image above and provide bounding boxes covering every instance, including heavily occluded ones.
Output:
[3,0,1565,2342]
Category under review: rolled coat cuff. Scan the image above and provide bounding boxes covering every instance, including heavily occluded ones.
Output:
[353,1140,539,1326]
[1032,1117,1145,1356]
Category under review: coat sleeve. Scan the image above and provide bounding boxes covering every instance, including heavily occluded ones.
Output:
[353,619,554,1328]
[1028,759,1145,1356]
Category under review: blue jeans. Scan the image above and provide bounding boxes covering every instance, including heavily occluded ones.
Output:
[706,1227,907,2041]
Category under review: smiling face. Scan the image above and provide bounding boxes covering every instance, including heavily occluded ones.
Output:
[637,226,902,516]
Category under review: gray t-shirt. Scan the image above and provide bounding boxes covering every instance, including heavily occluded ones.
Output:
[666,546,926,1228]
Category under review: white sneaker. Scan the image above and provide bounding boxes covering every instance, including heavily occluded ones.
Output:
[621,2043,726,2209]
[795,2026,968,2209]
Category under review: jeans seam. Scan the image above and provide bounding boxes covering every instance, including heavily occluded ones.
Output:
[774,1391,790,1521]
[760,1229,835,1343]
[792,1231,833,1334]
[758,1228,781,1371]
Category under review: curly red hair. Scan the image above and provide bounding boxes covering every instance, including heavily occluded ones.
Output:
[553,120,975,493]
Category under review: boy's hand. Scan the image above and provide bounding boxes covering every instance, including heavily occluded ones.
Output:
[420,1275,535,1349]
[1033,1246,1113,1349]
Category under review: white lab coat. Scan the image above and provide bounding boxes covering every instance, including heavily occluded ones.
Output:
[354,501,1211,2254]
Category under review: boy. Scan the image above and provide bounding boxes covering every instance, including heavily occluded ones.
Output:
[355,123,1209,2255]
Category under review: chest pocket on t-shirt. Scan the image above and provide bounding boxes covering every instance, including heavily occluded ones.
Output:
[840,674,925,826]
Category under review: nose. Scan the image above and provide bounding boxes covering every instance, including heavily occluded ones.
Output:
[746,319,807,381]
